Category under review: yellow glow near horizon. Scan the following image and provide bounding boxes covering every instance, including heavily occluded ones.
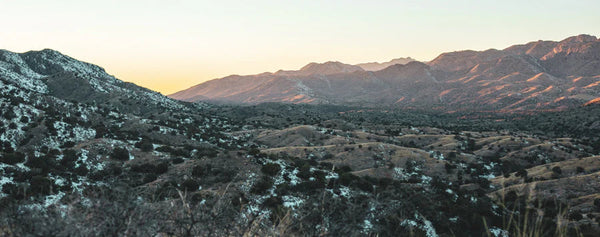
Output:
[2,0,599,94]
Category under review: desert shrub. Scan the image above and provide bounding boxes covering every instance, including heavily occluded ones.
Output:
[1,152,25,165]
[296,165,311,180]
[2,109,16,120]
[155,162,169,174]
[110,147,129,161]
[25,156,55,174]
[60,141,75,148]
[60,149,78,170]
[319,162,334,170]
[335,165,352,174]
[196,147,218,158]
[322,153,334,159]
[155,145,174,153]
[275,183,291,196]
[19,116,29,123]
[569,211,583,221]
[181,179,199,191]
[262,196,283,209]
[156,146,190,157]
[191,165,206,177]
[351,178,373,192]
[551,166,562,175]
[594,199,600,210]
[73,166,89,176]
[143,174,158,184]
[291,180,325,193]
[251,176,273,195]
[444,163,456,173]
[131,162,168,174]
[134,139,154,152]
[261,163,281,176]
[131,163,155,173]
[248,148,261,156]
[29,176,52,195]
[172,157,184,164]
[516,169,528,178]
[339,172,359,186]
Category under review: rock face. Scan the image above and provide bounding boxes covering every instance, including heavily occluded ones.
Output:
[170,34,600,112]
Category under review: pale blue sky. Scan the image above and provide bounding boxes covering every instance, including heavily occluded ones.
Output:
[1,0,598,93]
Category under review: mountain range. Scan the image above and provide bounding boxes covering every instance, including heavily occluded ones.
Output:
[170,34,600,112]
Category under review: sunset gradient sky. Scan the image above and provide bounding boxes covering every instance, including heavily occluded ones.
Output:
[2,0,599,94]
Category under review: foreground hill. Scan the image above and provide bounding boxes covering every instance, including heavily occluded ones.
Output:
[170,35,600,112]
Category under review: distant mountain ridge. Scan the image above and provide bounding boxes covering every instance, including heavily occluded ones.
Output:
[170,34,600,112]
[356,57,416,71]
[275,61,365,76]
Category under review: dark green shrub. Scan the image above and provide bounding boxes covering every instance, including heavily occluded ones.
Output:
[192,165,206,177]
[155,162,169,174]
[569,211,583,221]
[297,165,311,180]
[1,152,25,165]
[552,166,562,175]
[60,141,75,148]
[291,180,325,193]
[110,147,129,161]
[30,176,52,195]
[263,196,283,209]
[339,172,358,186]
[248,148,261,156]
[516,169,528,178]
[172,157,184,164]
[143,174,158,183]
[594,199,600,210]
[135,139,154,152]
[73,166,89,176]
[25,156,55,174]
[196,147,218,158]
[131,162,168,174]
[335,165,352,174]
[352,178,373,192]
[251,176,273,195]
[181,179,199,191]
[61,149,78,170]
[261,163,281,176]
[156,145,174,153]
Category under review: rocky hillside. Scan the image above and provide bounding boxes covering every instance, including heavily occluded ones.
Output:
[170,35,600,112]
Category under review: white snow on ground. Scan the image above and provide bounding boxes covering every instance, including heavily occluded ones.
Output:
[43,192,66,208]
[282,195,304,208]
[361,219,373,233]
[400,213,439,237]
[490,227,509,237]
[0,50,47,93]
[76,149,105,171]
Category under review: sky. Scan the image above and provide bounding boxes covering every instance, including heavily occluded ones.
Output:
[1,0,599,94]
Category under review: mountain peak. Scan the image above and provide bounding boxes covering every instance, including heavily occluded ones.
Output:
[298,61,364,75]
[356,57,416,71]
[560,34,598,44]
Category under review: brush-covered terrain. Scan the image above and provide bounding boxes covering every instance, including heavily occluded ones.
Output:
[1,49,600,236]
